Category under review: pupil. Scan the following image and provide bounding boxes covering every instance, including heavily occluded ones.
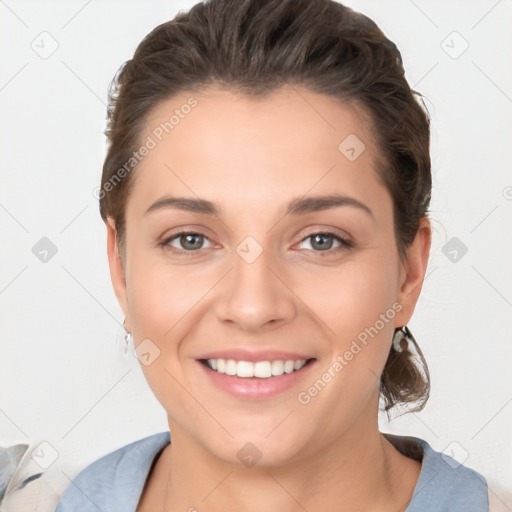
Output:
[183,234,202,250]
[312,234,332,251]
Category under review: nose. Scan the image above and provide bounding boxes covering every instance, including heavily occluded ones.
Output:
[213,242,297,332]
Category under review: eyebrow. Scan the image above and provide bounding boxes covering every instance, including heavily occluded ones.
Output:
[144,193,374,219]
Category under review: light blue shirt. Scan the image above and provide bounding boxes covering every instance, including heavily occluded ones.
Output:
[54,431,489,511]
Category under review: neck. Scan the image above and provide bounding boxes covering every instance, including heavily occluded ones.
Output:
[160,398,420,512]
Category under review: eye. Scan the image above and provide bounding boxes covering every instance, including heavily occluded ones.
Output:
[296,231,352,253]
[161,231,214,253]
[160,230,352,255]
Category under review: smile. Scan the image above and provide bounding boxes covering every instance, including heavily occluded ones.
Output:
[198,354,317,399]
[205,358,308,378]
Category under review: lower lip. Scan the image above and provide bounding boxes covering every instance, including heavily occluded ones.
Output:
[198,360,315,399]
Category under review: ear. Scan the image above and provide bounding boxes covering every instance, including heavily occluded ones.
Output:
[106,217,130,331]
[395,217,431,326]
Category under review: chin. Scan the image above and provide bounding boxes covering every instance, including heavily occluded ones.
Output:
[201,423,312,468]
[222,439,305,468]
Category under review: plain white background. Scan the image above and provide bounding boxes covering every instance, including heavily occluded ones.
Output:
[0,0,511,510]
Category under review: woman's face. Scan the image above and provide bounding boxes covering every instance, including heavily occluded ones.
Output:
[107,85,429,466]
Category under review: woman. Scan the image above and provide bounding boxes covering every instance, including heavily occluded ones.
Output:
[55,0,489,510]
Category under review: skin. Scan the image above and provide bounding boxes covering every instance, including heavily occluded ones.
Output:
[106,85,431,511]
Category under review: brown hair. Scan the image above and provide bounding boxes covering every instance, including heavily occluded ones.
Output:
[99,0,431,414]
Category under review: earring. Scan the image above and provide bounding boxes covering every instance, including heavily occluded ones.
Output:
[392,326,412,353]
[122,319,132,356]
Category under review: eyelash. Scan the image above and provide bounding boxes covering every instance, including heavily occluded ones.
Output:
[159,230,353,256]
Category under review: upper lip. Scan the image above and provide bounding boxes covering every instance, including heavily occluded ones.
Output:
[197,349,314,363]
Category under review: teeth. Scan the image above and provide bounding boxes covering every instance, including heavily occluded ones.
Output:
[225,359,237,376]
[254,361,272,378]
[293,360,304,370]
[206,358,307,378]
[271,360,283,375]
[237,361,255,378]
[284,360,294,374]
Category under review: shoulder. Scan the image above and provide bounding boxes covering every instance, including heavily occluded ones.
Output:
[54,431,170,512]
[383,433,489,512]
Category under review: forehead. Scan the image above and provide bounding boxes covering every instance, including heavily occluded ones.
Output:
[130,85,388,217]
[142,84,377,163]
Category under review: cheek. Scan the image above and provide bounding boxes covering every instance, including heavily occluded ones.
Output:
[296,260,397,400]
[124,253,210,421]
[125,246,216,340]
[296,252,400,404]
[303,252,400,342]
